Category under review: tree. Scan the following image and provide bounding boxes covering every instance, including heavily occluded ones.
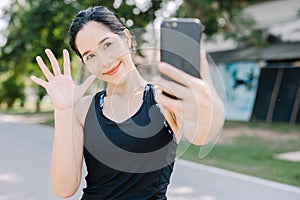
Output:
[1,73,25,108]
[176,0,272,46]
[0,0,273,111]
[0,0,80,110]
[0,0,162,111]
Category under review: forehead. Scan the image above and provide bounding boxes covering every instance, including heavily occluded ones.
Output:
[75,21,118,55]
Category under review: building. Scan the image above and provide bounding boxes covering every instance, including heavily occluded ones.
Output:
[208,0,300,123]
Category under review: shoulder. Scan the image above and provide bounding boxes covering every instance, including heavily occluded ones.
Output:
[74,95,94,127]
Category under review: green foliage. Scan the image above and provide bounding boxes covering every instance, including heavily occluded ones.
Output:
[181,133,300,187]
[176,0,271,46]
[0,0,162,111]
[0,0,272,111]
[0,73,25,108]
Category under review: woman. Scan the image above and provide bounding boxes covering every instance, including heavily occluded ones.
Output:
[31,6,224,200]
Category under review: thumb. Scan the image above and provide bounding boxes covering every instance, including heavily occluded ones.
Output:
[80,75,96,92]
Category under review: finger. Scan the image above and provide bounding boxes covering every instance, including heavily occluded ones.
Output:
[31,76,48,88]
[45,49,61,76]
[158,62,193,87]
[36,56,54,81]
[152,76,190,99]
[80,75,96,92]
[154,87,182,114]
[63,49,71,76]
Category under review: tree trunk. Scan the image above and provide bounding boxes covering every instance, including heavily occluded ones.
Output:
[35,100,41,113]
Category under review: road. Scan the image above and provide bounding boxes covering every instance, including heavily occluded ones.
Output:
[0,120,300,200]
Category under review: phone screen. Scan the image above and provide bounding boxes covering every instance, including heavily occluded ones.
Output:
[160,18,201,80]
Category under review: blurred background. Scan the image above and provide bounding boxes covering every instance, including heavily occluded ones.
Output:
[0,0,299,199]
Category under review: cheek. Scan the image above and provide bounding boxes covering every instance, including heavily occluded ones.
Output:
[107,46,129,61]
[85,64,104,77]
[119,53,133,67]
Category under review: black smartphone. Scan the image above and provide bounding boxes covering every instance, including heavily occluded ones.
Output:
[160,18,201,81]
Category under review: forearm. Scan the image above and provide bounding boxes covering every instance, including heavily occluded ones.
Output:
[197,95,225,145]
[50,108,83,197]
[183,90,225,146]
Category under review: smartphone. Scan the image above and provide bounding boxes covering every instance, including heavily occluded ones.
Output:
[160,18,201,82]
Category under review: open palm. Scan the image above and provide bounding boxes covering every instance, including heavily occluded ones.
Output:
[31,49,95,110]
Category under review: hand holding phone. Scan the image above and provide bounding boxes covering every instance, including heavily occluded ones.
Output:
[160,18,202,98]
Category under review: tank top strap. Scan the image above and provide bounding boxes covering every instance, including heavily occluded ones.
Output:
[144,83,177,142]
[95,90,106,110]
[143,83,156,106]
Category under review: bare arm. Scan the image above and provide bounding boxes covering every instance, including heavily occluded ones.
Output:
[50,108,83,198]
[31,49,95,198]
[153,49,225,145]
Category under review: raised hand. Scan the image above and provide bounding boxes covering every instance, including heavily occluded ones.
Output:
[153,49,225,145]
[31,49,95,110]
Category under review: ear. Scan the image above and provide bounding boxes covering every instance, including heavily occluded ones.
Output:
[123,29,132,48]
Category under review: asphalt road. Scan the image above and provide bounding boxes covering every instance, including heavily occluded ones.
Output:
[0,121,300,200]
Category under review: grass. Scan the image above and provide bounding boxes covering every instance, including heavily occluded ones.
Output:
[1,108,300,187]
[179,122,300,187]
[224,120,300,133]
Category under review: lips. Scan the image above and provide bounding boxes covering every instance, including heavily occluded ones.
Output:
[103,62,121,76]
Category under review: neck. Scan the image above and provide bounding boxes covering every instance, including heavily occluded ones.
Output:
[106,68,147,97]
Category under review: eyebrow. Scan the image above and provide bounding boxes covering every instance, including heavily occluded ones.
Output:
[82,36,110,58]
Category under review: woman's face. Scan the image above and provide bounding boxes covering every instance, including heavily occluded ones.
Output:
[75,21,133,84]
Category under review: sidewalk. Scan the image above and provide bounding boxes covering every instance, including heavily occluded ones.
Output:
[168,159,300,200]
[1,120,300,200]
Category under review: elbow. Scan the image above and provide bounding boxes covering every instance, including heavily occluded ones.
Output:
[50,176,80,198]
[52,183,78,198]
[52,186,77,199]
[55,192,74,199]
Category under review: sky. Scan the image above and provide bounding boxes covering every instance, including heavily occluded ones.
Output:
[0,0,10,46]
[0,0,10,26]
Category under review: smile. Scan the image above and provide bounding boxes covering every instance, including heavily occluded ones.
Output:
[103,62,121,76]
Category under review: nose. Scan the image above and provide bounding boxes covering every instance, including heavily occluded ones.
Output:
[94,48,116,68]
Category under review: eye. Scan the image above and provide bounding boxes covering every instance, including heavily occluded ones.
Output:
[103,42,112,49]
[86,54,95,61]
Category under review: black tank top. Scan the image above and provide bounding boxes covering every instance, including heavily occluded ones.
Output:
[82,83,177,200]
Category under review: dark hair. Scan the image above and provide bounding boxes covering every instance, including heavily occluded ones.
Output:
[68,6,136,60]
